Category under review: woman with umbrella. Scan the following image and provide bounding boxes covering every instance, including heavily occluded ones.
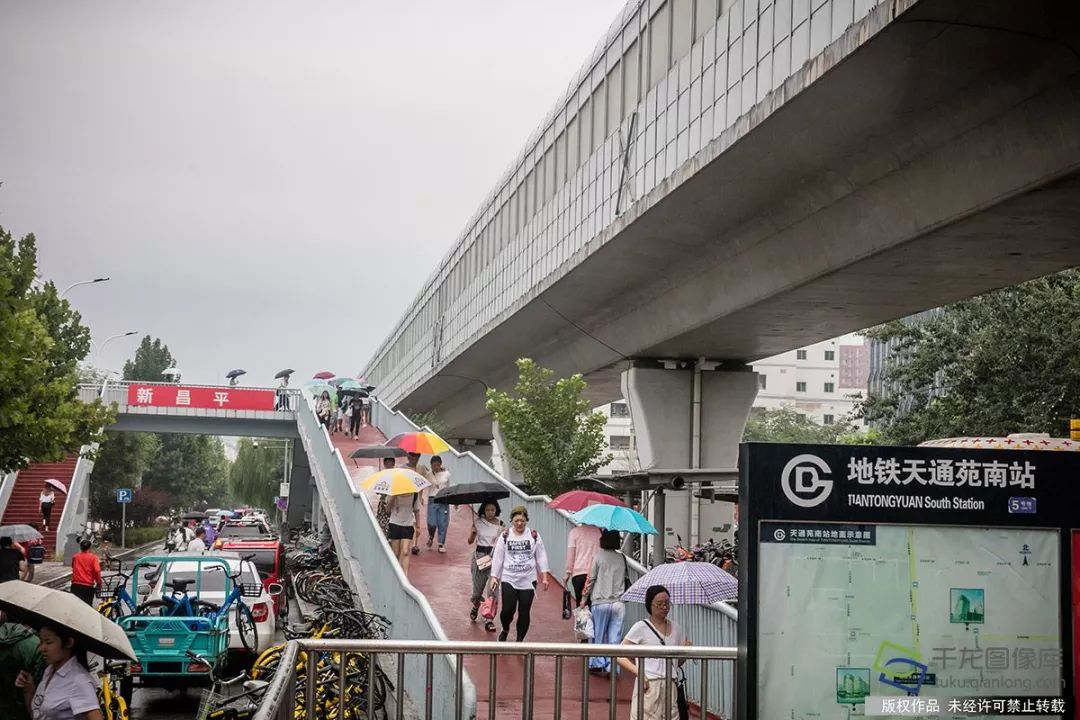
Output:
[617,584,692,720]
[15,621,103,720]
[582,529,629,669]
[39,482,60,532]
[467,500,503,632]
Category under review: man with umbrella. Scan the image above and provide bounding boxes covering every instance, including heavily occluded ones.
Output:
[0,537,25,583]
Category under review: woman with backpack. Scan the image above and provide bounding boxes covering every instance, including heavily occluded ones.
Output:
[489,506,550,642]
[582,529,629,672]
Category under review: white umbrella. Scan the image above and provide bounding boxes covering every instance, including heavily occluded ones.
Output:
[0,581,137,661]
[0,525,43,543]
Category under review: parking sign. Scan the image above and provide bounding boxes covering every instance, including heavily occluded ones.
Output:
[115,488,133,504]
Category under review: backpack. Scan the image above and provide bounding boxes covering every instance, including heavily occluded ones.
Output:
[27,544,46,563]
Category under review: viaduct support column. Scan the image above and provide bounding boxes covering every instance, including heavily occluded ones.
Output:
[286,445,313,530]
[621,362,758,562]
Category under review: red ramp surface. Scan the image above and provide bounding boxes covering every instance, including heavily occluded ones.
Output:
[329,430,634,718]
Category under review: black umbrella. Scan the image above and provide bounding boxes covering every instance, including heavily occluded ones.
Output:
[181,511,207,521]
[431,482,510,506]
[226,369,246,380]
[349,446,407,460]
[339,388,370,398]
[274,369,295,379]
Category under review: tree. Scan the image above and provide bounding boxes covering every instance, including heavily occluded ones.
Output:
[742,406,863,444]
[123,336,174,381]
[89,432,160,525]
[143,434,231,509]
[401,408,450,439]
[0,227,115,471]
[858,269,1080,445]
[485,358,611,497]
[229,438,284,512]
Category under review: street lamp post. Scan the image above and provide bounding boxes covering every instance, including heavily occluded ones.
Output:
[61,277,110,298]
[92,331,138,369]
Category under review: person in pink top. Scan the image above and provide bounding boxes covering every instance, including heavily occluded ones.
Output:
[563,523,601,617]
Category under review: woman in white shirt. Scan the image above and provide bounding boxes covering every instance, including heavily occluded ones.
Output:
[16,623,102,720]
[617,584,692,719]
[467,500,503,632]
[489,506,550,642]
[39,486,56,532]
[386,492,420,574]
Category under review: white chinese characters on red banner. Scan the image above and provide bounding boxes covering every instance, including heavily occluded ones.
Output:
[126,385,276,411]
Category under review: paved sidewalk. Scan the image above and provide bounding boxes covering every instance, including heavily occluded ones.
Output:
[36,539,167,588]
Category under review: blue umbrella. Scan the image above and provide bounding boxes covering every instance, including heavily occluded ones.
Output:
[571,504,658,535]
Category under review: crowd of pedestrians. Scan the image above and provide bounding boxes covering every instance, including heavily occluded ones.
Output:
[315,389,371,439]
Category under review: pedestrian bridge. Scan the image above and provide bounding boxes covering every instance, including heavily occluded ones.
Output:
[68,379,738,717]
[78,381,301,439]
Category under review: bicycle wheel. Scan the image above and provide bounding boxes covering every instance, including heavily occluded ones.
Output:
[235,603,258,653]
[135,599,170,616]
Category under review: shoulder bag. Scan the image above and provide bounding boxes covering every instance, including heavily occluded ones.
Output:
[643,621,690,720]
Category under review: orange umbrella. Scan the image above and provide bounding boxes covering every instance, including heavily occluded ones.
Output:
[385,432,450,455]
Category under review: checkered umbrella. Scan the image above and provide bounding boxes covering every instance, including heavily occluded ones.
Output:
[621,561,737,604]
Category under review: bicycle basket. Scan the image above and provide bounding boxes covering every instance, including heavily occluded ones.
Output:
[239,583,264,598]
[196,688,223,720]
[97,574,126,598]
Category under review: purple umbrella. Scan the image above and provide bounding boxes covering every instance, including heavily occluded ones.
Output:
[622,561,737,604]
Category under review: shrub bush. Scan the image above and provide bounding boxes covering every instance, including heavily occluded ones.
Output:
[121,526,167,549]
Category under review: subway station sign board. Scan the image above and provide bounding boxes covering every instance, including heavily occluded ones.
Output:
[738,443,1077,719]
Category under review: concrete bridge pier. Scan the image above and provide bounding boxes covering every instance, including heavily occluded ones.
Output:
[622,362,757,562]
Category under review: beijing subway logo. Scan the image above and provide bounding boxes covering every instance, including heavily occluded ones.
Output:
[781,454,834,507]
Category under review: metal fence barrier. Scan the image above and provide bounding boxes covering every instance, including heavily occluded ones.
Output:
[253,638,737,720]
[370,399,738,718]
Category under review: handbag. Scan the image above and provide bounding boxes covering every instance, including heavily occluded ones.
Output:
[573,606,594,641]
[479,595,497,620]
[643,621,690,720]
[475,554,492,571]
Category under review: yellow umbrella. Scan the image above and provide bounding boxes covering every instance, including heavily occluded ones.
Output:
[361,468,432,496]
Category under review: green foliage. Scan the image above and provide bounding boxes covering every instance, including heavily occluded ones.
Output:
[122,526,168,549]
[89,432,160,524]
[742,406,863,444]
[229,438,285,512]
[144,434,231,509]
[123,336,175,381]
[485,358,611,497]
[401,408,450,439]
[0,227,115,471]
[858,270,1080,445]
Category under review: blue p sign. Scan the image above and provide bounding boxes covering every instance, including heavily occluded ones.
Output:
[115,489,133,504]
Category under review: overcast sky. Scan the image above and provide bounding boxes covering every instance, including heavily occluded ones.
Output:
[0,0,626,386]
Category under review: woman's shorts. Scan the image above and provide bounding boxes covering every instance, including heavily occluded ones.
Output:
[388,523,415,541]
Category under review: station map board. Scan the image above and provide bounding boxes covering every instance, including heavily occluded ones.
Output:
[738,444,1076,720]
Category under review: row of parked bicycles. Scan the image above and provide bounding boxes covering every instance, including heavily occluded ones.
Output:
[198,528,394,720]
[665,533,739,574]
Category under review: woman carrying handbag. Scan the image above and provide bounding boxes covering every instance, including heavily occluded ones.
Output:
[617,585,693,720]
[468,500,502,632]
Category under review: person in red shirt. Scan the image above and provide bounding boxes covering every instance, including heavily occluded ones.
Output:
[69,541,101,605]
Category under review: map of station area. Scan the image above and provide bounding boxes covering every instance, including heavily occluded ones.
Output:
[757,523,1061,719]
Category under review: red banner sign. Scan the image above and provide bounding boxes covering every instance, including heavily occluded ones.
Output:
[126,384,276,411]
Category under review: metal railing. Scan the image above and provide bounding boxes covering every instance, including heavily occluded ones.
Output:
[370,399,738,717]
[254,638,737,720]
[294,393,476,718]
[55,379,110,556]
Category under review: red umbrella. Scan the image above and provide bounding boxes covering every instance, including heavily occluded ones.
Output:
[313,371,335,380]
[547,490,625,512]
